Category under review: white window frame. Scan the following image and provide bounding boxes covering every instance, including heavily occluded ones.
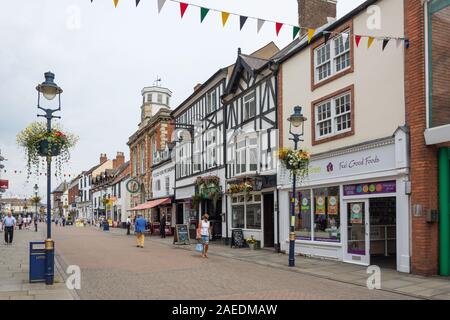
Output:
[315,91,352,140]
[206,90,217,114]
[147,94,152,103]
[235,134,258,175]
[243,92,256,121]
[206,129,217,169]
[314,29,351,84]
[231,192,262,230]
[193,134,202,173]
[165,176,170,195]
[157,94,163,104]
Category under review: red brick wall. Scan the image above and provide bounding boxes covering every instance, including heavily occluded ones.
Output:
[298,0,336,34]
[405,0,439,275]
[68,184,79,205]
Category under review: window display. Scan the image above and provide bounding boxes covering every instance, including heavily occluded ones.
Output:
[292,190,311,240]
[313,186,340,242]
[231,193,262,230]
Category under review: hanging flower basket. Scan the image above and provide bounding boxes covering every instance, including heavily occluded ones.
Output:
[278,147,310,178]
[17,121,78,178]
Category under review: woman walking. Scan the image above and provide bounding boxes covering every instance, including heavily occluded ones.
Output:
[197,214,212,258]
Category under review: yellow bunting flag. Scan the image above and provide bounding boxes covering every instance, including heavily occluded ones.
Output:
[307,28,316,43]
[368,36,375,48]
[113,0,119,8]
[222,12,230,27]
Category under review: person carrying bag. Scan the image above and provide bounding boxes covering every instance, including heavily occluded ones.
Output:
[197,214,211,258]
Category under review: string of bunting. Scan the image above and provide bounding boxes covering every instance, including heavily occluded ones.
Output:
[2,169,73,178]
[92,0,409,49]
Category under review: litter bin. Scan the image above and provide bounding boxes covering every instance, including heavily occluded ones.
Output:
[103,220,109,231]
[29,242,46,283]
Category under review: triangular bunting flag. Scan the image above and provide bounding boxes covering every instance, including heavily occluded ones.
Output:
[157,0,167,13]
[180,2,188,18]
[113,0,119,8]
[355,35,362,47]
[382,39,390,51]
[293,26,300,40]
[308,28,316,43]
[396,39,403,48]
[240,16,248,30]
[324,32,331,44]
[367,36,375,48]
[276,22,283,36]
[257,19,265,33]
[135,0,140,7]
[341,32,349,45]
[222,12,230,26]
[200,7,209,23]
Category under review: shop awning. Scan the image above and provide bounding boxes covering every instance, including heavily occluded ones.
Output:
[128,198,171,211]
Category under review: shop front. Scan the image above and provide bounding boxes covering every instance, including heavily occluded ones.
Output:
[149,198,174,236]
[226,176,277,249]
[279,129,411,273]
[175,184,199,240]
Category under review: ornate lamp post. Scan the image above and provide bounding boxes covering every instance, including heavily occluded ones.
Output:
[36,71,63,285]
[287,106,307,267]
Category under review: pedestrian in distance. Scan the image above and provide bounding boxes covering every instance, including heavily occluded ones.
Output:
[126,216,131,236]
[134,213,146,248]
[18,215,23,230]
[160,213,166,239]
[197,214,212,258]
[34,216,38,232]
[2,211,16,245]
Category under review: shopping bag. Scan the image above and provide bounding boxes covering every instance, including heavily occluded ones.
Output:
[195,243,204,253]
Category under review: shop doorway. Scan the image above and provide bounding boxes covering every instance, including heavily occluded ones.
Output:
[176,203,184,224]
[202,199,222,239]
[344,200,370,265]
[369,197,397,269]
[263,193,275,248]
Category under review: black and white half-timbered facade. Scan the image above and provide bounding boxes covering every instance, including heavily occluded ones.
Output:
[223,45,281,249]
[171,68,228,240]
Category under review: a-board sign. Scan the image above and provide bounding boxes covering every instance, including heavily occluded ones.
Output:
[173,224,190,245]
[231,229,245,248]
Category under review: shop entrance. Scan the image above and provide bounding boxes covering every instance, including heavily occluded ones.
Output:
[344,197,397,268]
[202,199,222,240]
[176,203,184,224]
[263,193,275,247]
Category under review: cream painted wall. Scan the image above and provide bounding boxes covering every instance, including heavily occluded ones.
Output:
[92,160,113,178]
[282,0,405,153]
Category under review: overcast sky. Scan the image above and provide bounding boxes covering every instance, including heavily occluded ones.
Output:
[0,0,365,200]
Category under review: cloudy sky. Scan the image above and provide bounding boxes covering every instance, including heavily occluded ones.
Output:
[0,0,365,200]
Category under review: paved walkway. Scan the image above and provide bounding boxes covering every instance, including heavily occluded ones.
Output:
[101,226,450,300]
[0,224,76,300]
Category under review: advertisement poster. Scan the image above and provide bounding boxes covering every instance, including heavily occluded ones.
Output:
[350,203,363,224]
[301,196,310,213]
[328,196,339,215]
[315,196,326,215]
[344,181,396,196]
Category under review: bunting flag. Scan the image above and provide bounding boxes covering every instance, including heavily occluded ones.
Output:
[257,19,265,33]
[341,32,349,45]
[135,0,140,7]
[221,12,230,27]
[180,2,188,18]
[308,28,316,43]
[382,39,390,51]
[157,0,167,13]
[355,35,362,47]
[200,7,209,23]
[367,36,375,48]
[113,0,119,8]
[275,22,283,36]
[293,26,300,40]
[396,39,403,48]
[240,16,248,30]
[324,32,331,44]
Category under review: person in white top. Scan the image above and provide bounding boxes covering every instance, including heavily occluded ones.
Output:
[2,211,17,245]
[126,216,132,235]
[197,214,212,258]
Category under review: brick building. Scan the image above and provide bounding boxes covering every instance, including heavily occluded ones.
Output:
[406,0,450,276]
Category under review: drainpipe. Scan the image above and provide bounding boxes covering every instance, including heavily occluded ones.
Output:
[439,147,450,276]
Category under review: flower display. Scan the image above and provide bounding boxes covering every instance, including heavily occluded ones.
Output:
[227,181,254,194]
[278,147,310,178]
[16,121,78,178]
[246,236,257,245]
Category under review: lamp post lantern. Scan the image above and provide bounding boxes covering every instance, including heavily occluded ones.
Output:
[287,106,307,267]
[33,183,38,220]
[36,71,63,285]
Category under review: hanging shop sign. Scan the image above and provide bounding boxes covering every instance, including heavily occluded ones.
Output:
[126,179,141,194]
[344,181,396,196]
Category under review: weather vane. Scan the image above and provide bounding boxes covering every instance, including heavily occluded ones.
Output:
[154,76,162,87]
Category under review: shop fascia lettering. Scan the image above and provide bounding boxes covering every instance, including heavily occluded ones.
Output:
[338,155,380,170]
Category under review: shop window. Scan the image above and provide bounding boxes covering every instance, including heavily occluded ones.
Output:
[291,190,312,240]
[313,186,340,242]
[231,193,261,230]
[232,205,244,228]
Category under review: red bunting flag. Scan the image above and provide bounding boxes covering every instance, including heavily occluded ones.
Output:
[355,35,362,47]
[180,2,188,18]
[276,22,283,36]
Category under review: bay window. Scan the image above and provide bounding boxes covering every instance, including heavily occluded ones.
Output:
[231,193,262,230]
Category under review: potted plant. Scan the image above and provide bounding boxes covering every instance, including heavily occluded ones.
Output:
[246,236,257,250]
[17,121,78,178]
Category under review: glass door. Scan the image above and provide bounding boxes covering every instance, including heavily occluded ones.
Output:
[344,200,370,265]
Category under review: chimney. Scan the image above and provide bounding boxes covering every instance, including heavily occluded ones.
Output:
[194,83,202,92]
[100,153,108,165]
[113,152,125,169]
[298,0,337,35]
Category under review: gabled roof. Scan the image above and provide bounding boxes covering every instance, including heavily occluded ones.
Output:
[52,181,67,194]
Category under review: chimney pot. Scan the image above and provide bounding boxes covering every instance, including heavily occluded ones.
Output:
[298,0,337,35]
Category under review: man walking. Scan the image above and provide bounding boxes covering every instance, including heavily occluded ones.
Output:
[2,211,16,245]
[134,213,146,248]
[160,213,166,239]
[126,216,131,236]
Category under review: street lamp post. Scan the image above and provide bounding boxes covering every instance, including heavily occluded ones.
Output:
[36,71,63,285]
[287,106,307,267]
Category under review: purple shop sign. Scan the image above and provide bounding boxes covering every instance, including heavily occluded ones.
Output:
[344,181,396,196]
